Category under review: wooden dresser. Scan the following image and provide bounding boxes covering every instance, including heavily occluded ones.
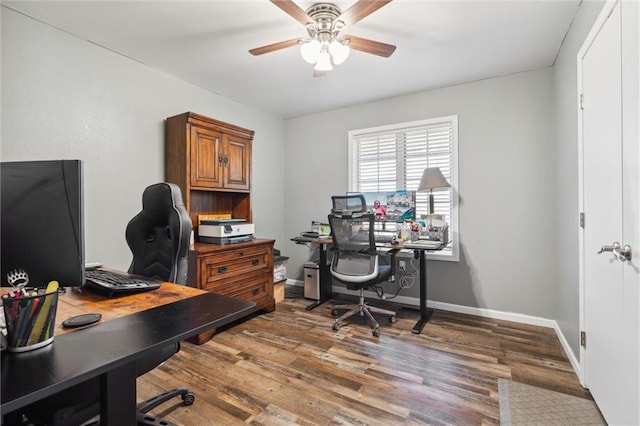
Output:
[166,112,276,344]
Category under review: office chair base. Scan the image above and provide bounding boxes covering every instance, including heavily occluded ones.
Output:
[137,387,195,413]
[331,293,396,337]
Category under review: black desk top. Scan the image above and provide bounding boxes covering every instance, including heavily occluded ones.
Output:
[1,292,255,413]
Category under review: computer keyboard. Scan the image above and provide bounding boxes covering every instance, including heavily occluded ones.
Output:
[374,234,395,243]
[349,233,396,244]
[84,269,161,296]
[402,240,443,249]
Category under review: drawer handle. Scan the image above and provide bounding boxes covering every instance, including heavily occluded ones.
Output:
[252,259,259,265]
[252,288,260,296]
[218,266,227,273]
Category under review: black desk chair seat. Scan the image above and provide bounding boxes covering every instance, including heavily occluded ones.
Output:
[328,195,396,337]
[21,183,194,426]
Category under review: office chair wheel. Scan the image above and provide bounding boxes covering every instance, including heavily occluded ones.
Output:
[389,315,397,323]
[333,322,340,331]
[182,391,195,406]
[372,328,380,337]
[331,309,339,317]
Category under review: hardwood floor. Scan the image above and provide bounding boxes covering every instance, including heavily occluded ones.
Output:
[137,288,592,425]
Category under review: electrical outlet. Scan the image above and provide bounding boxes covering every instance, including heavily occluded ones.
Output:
[399,260,406,272]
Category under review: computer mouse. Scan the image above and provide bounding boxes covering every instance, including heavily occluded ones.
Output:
[62,313,102,328]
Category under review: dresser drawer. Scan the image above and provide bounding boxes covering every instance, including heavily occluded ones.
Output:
[202,273,270,302]
[208,245,269,265]
[200,247,269,285]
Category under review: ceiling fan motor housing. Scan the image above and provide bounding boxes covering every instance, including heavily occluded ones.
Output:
[305,3,345,38]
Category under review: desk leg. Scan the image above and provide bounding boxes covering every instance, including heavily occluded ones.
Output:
[100,362,137,425]
[411,249,433,334]
[305,243,333,310]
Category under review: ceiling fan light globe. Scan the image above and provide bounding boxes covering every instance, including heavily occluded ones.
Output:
[314,51,333,71]
[300,39,321,64]
[329,40,350,65]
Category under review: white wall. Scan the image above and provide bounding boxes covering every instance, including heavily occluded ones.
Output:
[1,8,286,272]
[284,68,558,318]
[552,0,605,358]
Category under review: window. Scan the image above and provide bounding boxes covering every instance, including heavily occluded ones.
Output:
[348,116,459,261]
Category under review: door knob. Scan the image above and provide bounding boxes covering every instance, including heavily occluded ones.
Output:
[597,241,632,262]
[614,244,632,262]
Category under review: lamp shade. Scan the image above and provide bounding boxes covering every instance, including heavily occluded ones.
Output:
[300,39,321,64]
[417,167,450,191]
[314,49,333,71]
[329,40,350,65]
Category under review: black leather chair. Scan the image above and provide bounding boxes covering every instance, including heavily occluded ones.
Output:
[20,182,194,426]
[328,194,396,337]
[126,182,192,285]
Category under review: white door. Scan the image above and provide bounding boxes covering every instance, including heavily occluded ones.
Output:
[579,1,639,424]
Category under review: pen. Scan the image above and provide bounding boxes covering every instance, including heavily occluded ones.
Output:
[12,301,28,347]
[25,297,43,346]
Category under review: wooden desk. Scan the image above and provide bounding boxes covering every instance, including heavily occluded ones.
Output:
[1,283,255,425]
[291,236,443,334]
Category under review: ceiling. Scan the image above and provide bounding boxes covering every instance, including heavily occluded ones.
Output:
[4,1,580,119]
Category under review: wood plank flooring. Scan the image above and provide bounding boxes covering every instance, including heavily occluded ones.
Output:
[136,288,593,425]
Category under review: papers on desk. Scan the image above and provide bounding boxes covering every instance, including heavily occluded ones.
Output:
[402,240,443,250]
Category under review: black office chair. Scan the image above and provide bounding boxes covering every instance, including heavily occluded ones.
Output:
[328,194,396,337]
[20,182,194,426]
[126,182,192,285]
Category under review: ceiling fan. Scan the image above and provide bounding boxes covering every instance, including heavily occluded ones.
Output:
[249,0,396,73]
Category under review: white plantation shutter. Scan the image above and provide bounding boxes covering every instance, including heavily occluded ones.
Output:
[349,116,459,261]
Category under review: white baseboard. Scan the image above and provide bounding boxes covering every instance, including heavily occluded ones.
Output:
[285,279,581,378]
[553,321,581,379]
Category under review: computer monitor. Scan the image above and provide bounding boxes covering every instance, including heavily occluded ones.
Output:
[1,160,85,288]
[350,190,416,223]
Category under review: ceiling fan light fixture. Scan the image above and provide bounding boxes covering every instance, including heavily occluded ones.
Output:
[314,49,333,71]
[300,39,321,64]
[329,39,350,65]
[250,1,396,73]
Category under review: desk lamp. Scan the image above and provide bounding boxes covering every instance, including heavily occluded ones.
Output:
[417,167,450,215]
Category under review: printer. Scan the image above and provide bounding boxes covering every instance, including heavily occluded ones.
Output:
[198,219,255,244]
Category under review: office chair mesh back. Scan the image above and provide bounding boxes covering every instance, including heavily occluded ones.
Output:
[126,182,192,284]
[329,214,381,285]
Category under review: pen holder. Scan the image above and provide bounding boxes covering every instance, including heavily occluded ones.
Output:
[3,290,59,352]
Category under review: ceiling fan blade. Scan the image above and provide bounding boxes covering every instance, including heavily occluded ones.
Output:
[336,0,392,28]
[270,0,313,26]
[344,35,396,58]
[249,37,304,56]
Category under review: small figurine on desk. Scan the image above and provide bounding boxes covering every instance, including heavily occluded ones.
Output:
[410,221,422,241]
[428,226,440,240]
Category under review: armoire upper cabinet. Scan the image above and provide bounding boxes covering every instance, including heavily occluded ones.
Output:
[189,124,251,191]
[166,112,254,224]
